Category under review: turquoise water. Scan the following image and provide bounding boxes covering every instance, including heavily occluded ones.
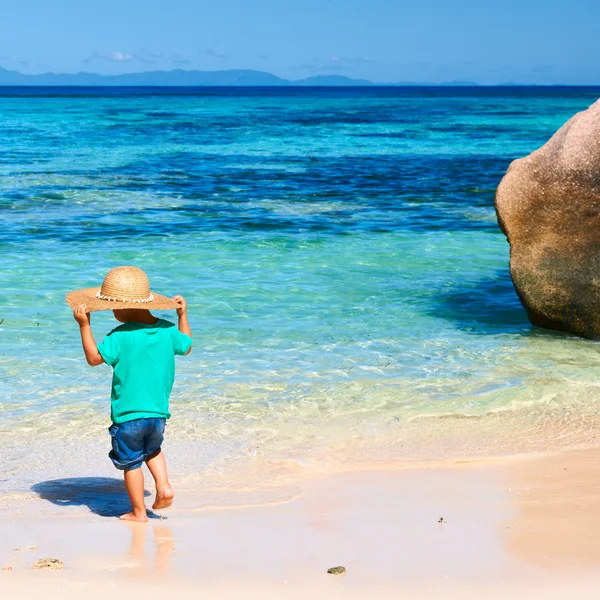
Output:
[2,87,600,494]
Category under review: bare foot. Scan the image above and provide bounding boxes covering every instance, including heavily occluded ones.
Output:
[153,485,174,510]
[120,511,149,523]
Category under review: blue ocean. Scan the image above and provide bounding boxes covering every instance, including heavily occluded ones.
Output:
[2,87,600,496]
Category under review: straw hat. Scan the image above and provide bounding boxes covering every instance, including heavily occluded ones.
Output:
[66,266,179,312]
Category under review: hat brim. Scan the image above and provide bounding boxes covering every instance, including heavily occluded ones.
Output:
[66,287,179,312]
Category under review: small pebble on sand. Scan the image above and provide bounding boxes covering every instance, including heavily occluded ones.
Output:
[32,558,64,570]
[327,566,346,575]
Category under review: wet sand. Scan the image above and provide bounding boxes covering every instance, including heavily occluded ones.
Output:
[3,448,600,598]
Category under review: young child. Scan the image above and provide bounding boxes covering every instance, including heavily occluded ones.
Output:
[67,266,192,523]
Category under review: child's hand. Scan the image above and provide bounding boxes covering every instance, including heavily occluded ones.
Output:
[73,304,91,327]
[173,295,187,317]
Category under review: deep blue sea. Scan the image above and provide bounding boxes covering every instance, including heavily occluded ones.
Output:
[2,87,600,496]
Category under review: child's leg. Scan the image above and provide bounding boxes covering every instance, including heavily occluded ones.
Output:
[121,468,148,522]
[145,450,174,510]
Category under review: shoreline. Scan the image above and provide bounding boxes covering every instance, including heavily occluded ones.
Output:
[6,392,600,505]
[3,447,600,598]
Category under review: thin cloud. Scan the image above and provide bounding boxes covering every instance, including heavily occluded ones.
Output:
[172,55,192,66]
[0,55,30,68]
[294,55,371,72]
[134,49,164,64]
[529,64,557,75]
[86,51,134,63]
[204,48,231,60]
[108,52,133,62]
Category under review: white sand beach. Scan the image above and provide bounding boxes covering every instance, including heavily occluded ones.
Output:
[3,448,600,599]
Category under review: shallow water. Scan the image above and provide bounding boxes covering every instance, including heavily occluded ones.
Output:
[2,87,600,495]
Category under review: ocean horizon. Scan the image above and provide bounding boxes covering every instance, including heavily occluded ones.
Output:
[1,85,600,94]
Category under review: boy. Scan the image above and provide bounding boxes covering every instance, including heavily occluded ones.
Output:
[68,266,192,523]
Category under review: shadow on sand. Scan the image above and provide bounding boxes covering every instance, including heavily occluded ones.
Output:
[31,477,152,518]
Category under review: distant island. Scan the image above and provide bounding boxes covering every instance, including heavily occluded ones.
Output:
[0,66,480,87]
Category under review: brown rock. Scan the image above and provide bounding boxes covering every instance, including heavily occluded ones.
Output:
[496,98,600,338]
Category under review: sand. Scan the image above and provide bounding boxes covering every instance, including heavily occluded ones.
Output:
[2,449,600,599]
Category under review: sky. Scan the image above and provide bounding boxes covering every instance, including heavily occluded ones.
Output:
[0,0,599,84]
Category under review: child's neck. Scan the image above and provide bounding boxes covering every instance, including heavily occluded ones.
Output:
[118,309,158,324]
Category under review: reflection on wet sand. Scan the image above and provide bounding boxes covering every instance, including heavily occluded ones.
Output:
[154,525,175,572]
[126,522,174,576]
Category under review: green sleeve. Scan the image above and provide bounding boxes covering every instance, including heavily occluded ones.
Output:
[171,328,192,356]
[98,331,121,366]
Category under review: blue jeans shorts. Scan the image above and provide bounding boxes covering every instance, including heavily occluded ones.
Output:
[108,418,166,471]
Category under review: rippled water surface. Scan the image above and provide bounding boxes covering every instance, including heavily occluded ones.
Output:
[2,87,600,494]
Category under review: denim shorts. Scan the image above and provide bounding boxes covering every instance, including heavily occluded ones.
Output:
[108,418,166,471]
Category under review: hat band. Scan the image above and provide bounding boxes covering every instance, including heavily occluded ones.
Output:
[96,291,155,304]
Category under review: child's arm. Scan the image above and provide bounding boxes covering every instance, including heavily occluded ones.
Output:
[173,295,192,355]
[73,304,105,366]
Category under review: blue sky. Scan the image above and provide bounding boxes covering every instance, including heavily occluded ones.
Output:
[1,0,598,84]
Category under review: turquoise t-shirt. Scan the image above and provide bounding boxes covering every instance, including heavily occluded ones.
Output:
[97,318,192,424]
